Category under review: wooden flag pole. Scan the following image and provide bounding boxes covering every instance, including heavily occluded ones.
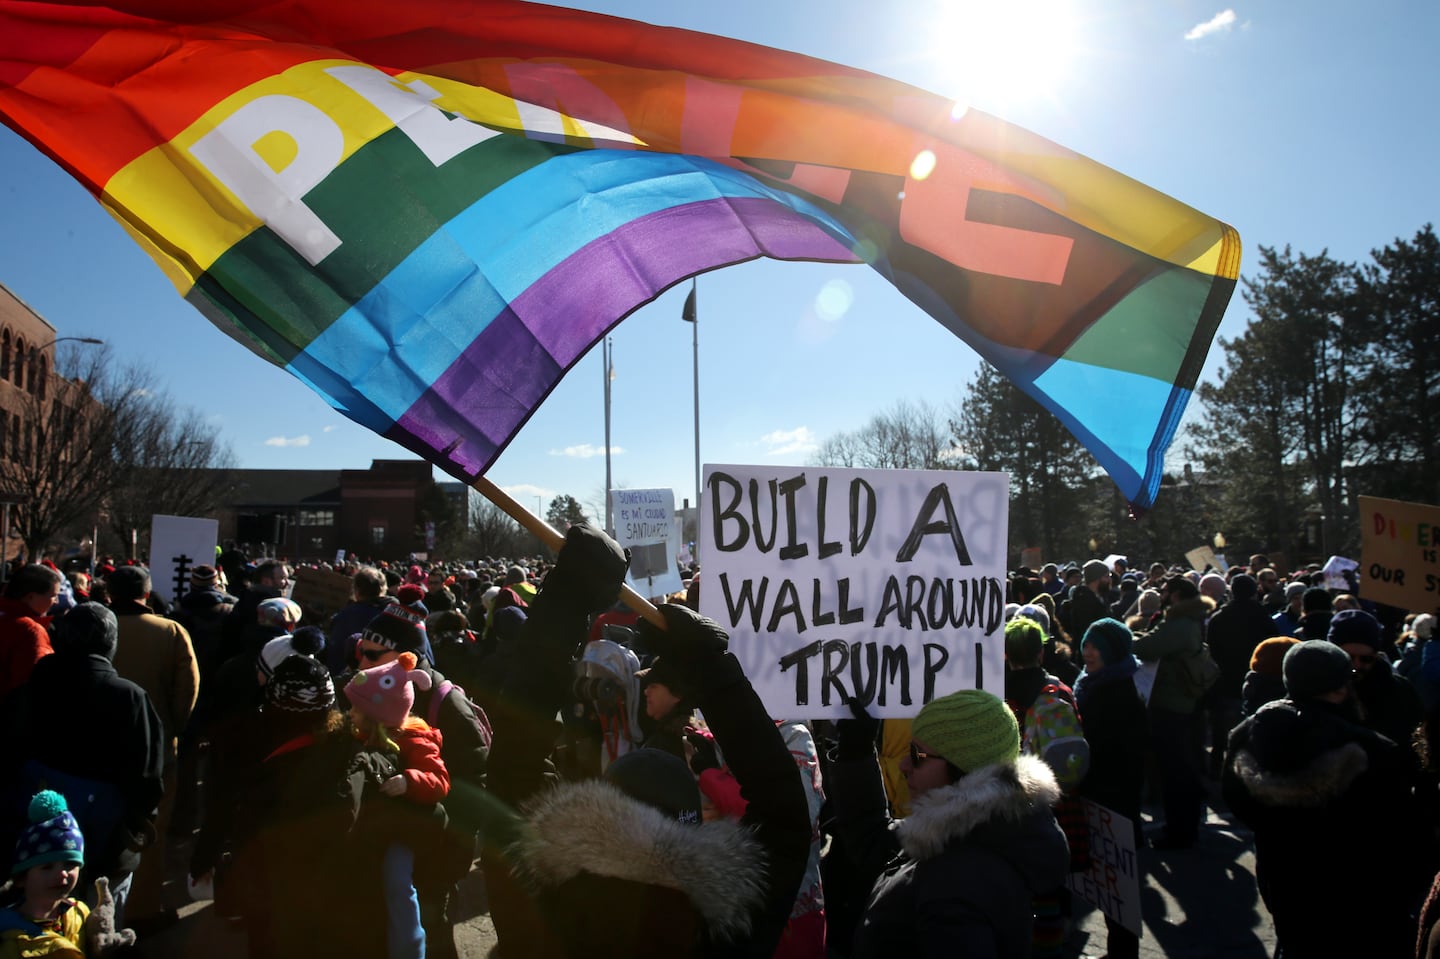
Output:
[470,475,664,629]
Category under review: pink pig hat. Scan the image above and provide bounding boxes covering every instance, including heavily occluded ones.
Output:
[344,650,432,728]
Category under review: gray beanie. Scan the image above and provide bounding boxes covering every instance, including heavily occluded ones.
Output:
[1282,640,1352,700]
[1082,559,1109,585]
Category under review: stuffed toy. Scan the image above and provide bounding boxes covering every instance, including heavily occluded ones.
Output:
[83,877,136,955]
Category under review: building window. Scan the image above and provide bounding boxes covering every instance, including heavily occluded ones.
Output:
[37,356,46,401]
[27,350,38,396]
[13,338,23,390]
[309,536,325,551]
[1,330,9,380]
[296,509,335,526]
[370,525,386,546]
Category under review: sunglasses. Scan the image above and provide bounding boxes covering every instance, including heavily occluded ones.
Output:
[357,646,390,663]
[908,743,935,766]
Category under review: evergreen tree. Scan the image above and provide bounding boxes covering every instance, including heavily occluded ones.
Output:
[949,363,1096,560]
[1352,224,1440,505]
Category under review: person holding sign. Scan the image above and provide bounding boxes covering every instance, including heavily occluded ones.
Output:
[483,524,812,959]
[827,690,1069,958]
[1073,619,1148,959]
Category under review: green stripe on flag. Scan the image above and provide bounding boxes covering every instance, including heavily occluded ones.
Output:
[192,128,575,364]
[1058,268,1214,384]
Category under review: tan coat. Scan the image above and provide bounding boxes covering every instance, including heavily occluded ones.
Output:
[112,610,199,761]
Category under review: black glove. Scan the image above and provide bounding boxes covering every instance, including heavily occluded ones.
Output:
[685,729,721,776]
[636,603,729,671]
[834,697,880,760]
[538,523,630,615]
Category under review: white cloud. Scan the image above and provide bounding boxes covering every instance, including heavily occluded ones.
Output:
[549,443,624,458]
[761,427,819,457]
[323,425,339,433]
[503,483,555,500]
[1185,9,1237,40]
[264,434,311,447]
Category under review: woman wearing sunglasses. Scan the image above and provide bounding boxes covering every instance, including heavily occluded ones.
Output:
[827,688,1069,958]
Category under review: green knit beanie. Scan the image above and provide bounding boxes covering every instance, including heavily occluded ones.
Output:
[911,689,1020,773]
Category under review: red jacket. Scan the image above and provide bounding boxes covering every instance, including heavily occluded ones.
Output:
[0,596,52,700]
[396,723,449,804]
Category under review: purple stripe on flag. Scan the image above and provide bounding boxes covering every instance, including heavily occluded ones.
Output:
[391,194,859,479]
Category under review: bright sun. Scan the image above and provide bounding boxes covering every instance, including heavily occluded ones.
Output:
[928,0,1085,114]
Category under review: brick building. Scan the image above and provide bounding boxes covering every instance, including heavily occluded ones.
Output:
[212,459,441,562]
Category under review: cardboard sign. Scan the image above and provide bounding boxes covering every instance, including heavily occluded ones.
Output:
[1066,800,1142,935]
[699,464,1009,719]
[148,515,219,604]
[292,566,356,618]
[1184,545,1217,572]
[1359,495,1440,612]
[611,487,683,598]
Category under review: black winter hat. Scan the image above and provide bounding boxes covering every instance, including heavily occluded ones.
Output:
[1230,574,1258,602]
[265,654,336,713]
[362,596,427,653]
[1302,587,1333,614]
[1282,640,1352,700]
[1328,609,1383,650]
[603,748,702,824]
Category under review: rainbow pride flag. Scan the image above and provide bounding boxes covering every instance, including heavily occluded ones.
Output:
[0,0,1240,511]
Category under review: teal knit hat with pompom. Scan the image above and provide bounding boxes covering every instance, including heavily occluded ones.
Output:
[11,790,84,875]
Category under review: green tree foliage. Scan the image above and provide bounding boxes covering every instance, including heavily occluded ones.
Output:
[1187,233,1440,560]
[949,363,1097,560]
[1351,224,1440,505]
[545,493,589,530]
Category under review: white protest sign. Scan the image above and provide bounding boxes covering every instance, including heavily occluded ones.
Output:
[699,464,1009,719]
[149,515,219,604]
[610,488,683,598]
[1066,799,1143,935]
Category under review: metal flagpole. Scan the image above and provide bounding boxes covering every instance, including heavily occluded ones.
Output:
[603,336,614,537]
[682,279,700,553]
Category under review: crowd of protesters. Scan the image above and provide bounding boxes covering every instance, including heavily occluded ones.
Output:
[2,532,1440,959]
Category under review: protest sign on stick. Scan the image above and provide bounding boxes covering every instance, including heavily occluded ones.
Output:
[699,464,1009,719]
[1066,799,1142,935]
[149,515,218,604]
[611,488,683,599]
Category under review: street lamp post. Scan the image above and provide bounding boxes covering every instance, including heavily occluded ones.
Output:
[43,337,104,349]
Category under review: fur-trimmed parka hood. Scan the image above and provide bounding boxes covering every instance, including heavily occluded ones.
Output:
[508,778,766,942]
[1230,699,1371,807]
[897,754,1062,862]
[1165,595,1215,623]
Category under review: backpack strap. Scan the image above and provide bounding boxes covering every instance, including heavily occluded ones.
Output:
[428,679,454,728]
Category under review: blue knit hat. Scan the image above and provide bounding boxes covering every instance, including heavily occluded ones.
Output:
[1082,618,1134,666]
[11,791,84,875]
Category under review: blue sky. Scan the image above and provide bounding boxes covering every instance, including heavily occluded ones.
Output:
[1,0,1436,526]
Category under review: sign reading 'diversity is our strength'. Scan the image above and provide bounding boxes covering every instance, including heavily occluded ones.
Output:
[1359,495,1440,613]
[699,464,1010,719]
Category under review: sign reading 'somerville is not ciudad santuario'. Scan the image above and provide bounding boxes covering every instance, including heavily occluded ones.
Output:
[699,465,1010,719]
